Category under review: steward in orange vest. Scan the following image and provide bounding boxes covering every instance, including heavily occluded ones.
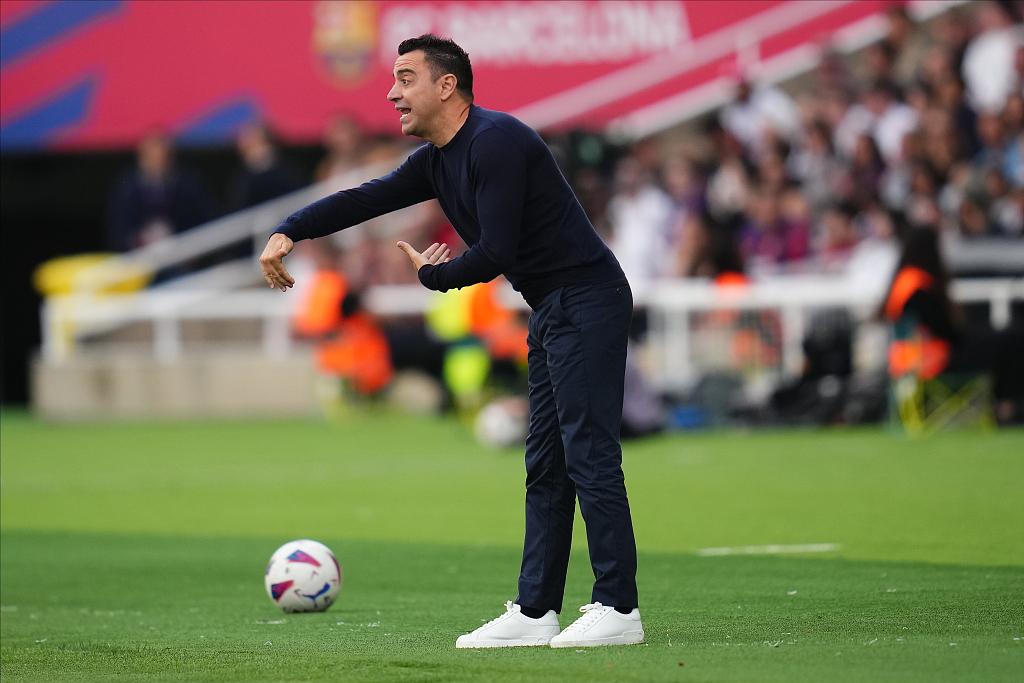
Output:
[883,230,958,381]
[293,269,394,395]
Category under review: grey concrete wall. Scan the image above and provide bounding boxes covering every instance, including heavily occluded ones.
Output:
[32,348,318,420]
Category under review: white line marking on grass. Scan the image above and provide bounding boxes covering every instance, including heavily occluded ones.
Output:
[697,543,840,556]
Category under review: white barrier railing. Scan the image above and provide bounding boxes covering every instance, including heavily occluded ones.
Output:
[646,276,1024,391]
[41,278,1023,377]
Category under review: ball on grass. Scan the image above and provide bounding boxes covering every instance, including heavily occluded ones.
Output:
[264,539,341,613]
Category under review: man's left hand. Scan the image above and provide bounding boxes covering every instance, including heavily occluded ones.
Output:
[397,241,451,271]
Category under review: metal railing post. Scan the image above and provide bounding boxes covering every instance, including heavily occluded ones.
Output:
[154,315,181,364]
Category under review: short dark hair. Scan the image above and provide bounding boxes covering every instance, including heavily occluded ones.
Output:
[397,34,473,103]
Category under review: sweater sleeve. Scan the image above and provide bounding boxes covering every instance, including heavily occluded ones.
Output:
[273,147,435,242]
[417,128,526,291]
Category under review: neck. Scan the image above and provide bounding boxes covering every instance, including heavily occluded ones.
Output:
[425,100,472,147]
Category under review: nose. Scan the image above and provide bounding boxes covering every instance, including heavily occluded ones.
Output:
[387,82,400,102]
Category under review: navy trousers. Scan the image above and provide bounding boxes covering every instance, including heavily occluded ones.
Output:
[516,279,639,612]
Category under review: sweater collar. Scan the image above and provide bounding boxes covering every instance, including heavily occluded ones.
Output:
[437,104,479,152]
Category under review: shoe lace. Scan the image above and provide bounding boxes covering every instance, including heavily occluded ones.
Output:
[480,600,517,629]
[568,602,609,631]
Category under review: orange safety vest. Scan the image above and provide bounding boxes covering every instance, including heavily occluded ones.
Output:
[713,271,751,288]
[885,266,951,380]
[293,269,393,394]
[316,313,394,395]
[293,270,348,337]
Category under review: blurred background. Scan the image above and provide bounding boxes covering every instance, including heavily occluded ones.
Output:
[2,0,1022,439]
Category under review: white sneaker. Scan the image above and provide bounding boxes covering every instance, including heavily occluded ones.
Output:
[455,601,560,648]
[549,602,645,648]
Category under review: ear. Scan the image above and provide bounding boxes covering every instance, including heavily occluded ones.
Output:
[437,74,458,102]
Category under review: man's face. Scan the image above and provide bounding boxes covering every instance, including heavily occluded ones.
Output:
[388,51,441,138]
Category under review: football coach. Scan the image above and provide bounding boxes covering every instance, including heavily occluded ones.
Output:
[260,34,643,649]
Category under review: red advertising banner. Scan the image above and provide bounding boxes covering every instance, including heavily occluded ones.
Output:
[0,0,890,151]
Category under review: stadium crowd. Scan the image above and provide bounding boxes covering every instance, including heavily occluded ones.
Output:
[108,3,1023,288]
[560,2,1023,292]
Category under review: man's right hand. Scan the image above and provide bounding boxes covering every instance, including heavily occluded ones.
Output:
[260,233,295,291]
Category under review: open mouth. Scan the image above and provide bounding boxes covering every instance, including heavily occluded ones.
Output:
[397,108,411,120]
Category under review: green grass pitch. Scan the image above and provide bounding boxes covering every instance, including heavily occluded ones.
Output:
[1,411,1022,682]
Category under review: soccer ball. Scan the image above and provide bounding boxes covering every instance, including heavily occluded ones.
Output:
[264,539,342,613]
[474,397,528,448]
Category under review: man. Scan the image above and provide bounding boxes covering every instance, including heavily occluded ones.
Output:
[260,34,642,649]
[107,132,217,252]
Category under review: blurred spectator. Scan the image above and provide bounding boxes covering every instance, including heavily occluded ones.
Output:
[757,142,791,193]
[828,88,874,161]
[961,1,1023,114]
[787,120,847,212]
[675,212,713,278]
[975,111,1010,168]
[573,166,614,242]
[106,132,217,251]
[819,202,860,273]
[880,131,920,211]
[978,114,1023,191]
[631,137,665,176]
[919,106,959,177]
[662,155,705,275]
[833,80,919,165]
[931,6,973,70]
[708,214,748,284]
[315,115,366,181]
[719,77,800,160]
[738,183,809,273]
[850,133,887,207]
[920,44,958,90]
[1002,94,1024,184]
[888,6,931,89]
[844,203,900,289]
[361,135,409,165]
[937,161,972,222]
[1005,92,1024,133]
[859,39,899,87]
[903,81,931,117]
[813,50,855,94]
[935,74,980,158]
[663,155,704,214]
[985,167,1024,236]
[230,123,306,210]
[607,155,675,287]
[959,191,994,238]
[906,161,944,230]
[866,80,921,165]
[704,121,751,218]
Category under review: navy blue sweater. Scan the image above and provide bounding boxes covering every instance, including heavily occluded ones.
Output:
[273,105,622,308]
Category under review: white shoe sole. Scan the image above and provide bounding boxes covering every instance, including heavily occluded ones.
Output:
[549,630,645,648]
[456,635,555,648]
